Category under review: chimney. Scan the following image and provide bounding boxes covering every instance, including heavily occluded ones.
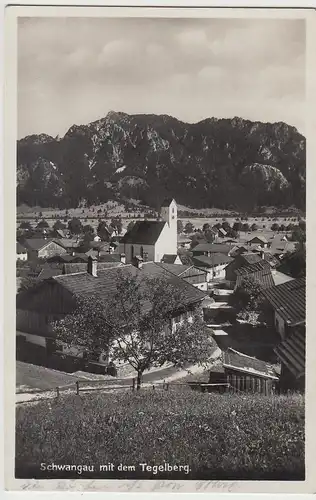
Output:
[87,255,97,277]
[120,253,126,264]
[260,251,265,260]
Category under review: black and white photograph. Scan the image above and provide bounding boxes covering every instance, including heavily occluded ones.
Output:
[5,5,310,490]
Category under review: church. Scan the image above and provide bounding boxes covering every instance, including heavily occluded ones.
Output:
[119,198,178,263]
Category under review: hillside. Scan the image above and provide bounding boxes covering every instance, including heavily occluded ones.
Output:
[16,390,304,480]
[17,112,306,211]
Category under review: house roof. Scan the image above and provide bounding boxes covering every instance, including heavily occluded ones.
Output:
[63,261,124,274]
[235,260,274,289]
[247,235,268,244]
[38,266,63,280]
[223,348,279,380]
[120,221,166,245]
[161,254,179,264]
[192,253,233,268]
[191,243,231,254]
[54,238,81,249]
[52,262,207,313]
[274,327,305,379]
[240,253,262,265]
[263,277,306,326]
[156,263,193,276]
[17,242,27,254]
[23,238,63,251]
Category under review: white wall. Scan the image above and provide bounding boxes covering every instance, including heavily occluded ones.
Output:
[17,253,28,261]
[155,223,177,261]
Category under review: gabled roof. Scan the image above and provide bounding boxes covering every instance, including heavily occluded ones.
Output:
[274,327,305,379]
[17,242,27,254]
[23,238,63,251]
[54,238,81,249]
[52,262,207,313]
[191,243,231,254]
[263,277,306,326]
[161,254,180,264]
[272,271,294,286]
[121,221,166,245]
[247,235,268,244]
[223,348,279,380]
[192,253,233,268]
[156,263,193,276]
[235,260,274,289]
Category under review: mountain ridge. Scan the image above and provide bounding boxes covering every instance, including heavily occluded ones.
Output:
[17,111,306,211]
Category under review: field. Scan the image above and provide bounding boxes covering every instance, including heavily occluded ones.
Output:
[16,390,305,480]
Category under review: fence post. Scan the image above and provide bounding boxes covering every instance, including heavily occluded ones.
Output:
[76,381,79,395]
[56,387,60,398]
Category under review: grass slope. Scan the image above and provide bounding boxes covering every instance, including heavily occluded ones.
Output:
[16,390,304,480]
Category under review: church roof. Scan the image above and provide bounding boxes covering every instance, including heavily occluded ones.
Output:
[121,221,166,245]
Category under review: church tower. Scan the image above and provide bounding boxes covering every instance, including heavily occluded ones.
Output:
[160,198,177,254]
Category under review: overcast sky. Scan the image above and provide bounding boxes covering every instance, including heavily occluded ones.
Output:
[18,16,306,138]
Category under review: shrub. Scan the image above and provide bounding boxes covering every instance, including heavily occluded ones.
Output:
[16,391,304,480]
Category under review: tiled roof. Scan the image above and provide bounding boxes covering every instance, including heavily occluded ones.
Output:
[236,259,271,276]
[191,243,231,254]
[17,242,27,253]
[240,253,262,265]
[54,238,81,249]
[53,262,206,312]
[274,327,305,379]
[121,221,166,245]
[38,266,63,280]
[247,235,268,244]
[192,253,233,268]
[161,254,179,264]
[223,348,279,380]
[63,262,124,274]
[263,277,306,326]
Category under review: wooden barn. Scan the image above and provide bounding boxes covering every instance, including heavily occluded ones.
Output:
[208,348,279,395]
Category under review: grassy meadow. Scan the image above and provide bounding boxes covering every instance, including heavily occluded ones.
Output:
[16,390,305,480]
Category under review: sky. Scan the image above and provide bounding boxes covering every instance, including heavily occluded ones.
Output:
[18,16,306,138]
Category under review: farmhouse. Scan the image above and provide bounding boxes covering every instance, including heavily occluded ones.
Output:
[247,235,268,248]
[263,277,305,340]
[225,253,263,283]
[235,260,275,290]
[17,242,28,261]
[192,253,233,282]
[23,238,67,260]
[119,198,177,263]
[16,258,207,366]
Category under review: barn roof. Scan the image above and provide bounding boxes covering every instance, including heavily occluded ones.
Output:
[223,348,279,380]
[120,221,166,245]
[263,277,305,326]
[274,327,305,379]
[52,262,207,312]
[235,260,274,289]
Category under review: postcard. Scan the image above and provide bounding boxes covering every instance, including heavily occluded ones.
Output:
[3,4,315,494]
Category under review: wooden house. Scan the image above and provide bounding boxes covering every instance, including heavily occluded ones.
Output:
[157,263,208,291]
[263,277,305,340]
[192,253,233,282]
[23,238,67,260]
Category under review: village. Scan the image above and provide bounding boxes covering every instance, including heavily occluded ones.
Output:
[16,198,305,396]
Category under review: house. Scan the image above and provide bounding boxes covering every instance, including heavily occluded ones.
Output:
[47,253,89,264]
[263,277,305,340]
[62,261,124,275]
[235,260,275,290]
[161,254,182,265]
[274,325,305,392]
[157,263,208,291]
[191,243,232,257]
[53,238,81,253]
[17,242,28,261]
[51,229,71,239]
[192,253,233,282]
[217,228,227,238]
[247,235,268,248]
[208,348,279,395]
[119,198,177,263]
[225,253,263,283]
[23,238,68,260]
[16,258,207,365]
